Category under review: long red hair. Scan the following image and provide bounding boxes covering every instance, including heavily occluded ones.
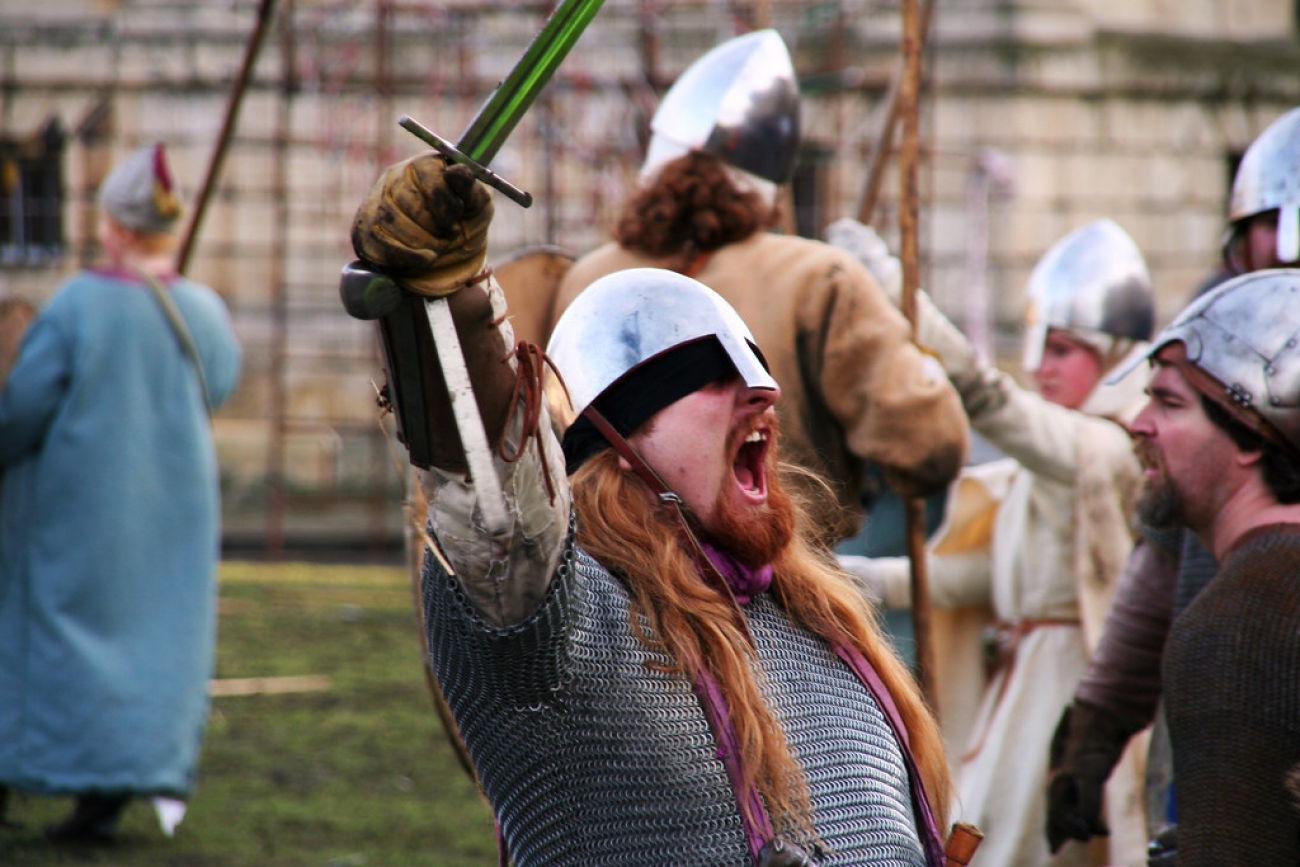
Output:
[570,449,952,842]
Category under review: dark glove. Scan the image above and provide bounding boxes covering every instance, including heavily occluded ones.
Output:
[1045,700,1140,853]
[350,154,493,297]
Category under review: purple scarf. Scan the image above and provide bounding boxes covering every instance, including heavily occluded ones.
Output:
[701,543,773,605]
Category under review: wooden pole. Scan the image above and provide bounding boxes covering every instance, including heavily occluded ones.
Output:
[896,0,937,708]
[175,0,278,275]
[854,0,934,227]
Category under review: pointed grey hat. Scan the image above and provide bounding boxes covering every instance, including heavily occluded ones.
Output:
[97,142,184,233]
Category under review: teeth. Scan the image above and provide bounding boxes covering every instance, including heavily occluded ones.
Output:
[744,430,767,444]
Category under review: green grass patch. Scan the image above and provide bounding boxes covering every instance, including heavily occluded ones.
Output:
[0,560,497,866]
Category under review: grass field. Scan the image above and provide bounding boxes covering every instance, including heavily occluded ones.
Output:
[0,559,499,866]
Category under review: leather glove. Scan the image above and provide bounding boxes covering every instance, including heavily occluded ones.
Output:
[350,154,493,297]
[1045,700,1140,853]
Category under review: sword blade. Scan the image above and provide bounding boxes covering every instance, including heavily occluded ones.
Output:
[457,0,606,164]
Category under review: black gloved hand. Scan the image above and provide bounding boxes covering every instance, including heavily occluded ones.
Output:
[350,154,493,297]
[1045,700,1139,853]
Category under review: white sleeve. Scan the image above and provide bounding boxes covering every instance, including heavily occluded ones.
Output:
[420,277,572,628]
[839,550,992,610]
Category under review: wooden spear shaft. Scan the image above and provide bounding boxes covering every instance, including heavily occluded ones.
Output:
[896,0,937,708]
[176,0,278,275]
[855,0,934,226]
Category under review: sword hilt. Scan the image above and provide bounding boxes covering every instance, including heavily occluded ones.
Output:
[399,115,534,209]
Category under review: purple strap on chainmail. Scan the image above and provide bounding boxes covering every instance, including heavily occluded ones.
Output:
[691,640,945,866]
[692,665,772,862]
[835,643,946,867]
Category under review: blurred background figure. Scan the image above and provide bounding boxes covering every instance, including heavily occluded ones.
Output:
[1047,103,1300,864]
[0,142,241,842]
[548,29,969,548]
[838,218,1156,867]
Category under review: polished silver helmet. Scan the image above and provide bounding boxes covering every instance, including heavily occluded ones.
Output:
[1226,106,1300,266]
[1111,268,1300,451]
[1022,218,1155,372]
[639,29,801,190]
[546,267,776,419]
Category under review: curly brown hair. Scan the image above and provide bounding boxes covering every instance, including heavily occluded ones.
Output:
[613,152,779,259]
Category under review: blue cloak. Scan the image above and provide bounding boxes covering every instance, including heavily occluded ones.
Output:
[0,267,241,796]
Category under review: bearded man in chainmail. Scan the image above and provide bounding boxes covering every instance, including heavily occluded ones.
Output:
[1112,268,1300,864]
[345,151,959,865]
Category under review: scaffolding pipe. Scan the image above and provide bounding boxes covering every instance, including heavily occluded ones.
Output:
[266,0,295,557]
[854,0,934,227]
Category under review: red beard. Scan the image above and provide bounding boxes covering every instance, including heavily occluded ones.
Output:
[696,455,796,569]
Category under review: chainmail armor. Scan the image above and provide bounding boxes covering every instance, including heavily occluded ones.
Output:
[423,523,926,866]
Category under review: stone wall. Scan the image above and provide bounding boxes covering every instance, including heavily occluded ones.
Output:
[1,0,1297,546]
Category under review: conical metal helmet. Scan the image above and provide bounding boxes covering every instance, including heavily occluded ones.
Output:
[1022,219,1155,372]
[1227,106,1300,265]
[640,29,801,188]
[546,268,776,420]
[1109,268,1300,452]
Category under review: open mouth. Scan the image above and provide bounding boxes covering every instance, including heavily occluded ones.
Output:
[733,428,770,498]
[1133,439,1161,475]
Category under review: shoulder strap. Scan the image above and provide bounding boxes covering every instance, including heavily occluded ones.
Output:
[134,268,212,415]
[834,643,946,866]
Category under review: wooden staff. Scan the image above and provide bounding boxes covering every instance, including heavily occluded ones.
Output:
[896,0,937,708]
[175,0,279,274]
[855,0,935,226]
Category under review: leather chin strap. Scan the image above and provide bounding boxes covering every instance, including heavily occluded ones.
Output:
[580,405,673,499]
[1171,356,1300,464]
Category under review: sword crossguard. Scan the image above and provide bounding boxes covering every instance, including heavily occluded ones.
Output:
[399,115,534,209]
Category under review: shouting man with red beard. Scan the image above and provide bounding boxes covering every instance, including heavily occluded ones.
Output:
[347,154,954,865]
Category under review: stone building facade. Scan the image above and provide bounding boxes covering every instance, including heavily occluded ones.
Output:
[1,0,1297,548]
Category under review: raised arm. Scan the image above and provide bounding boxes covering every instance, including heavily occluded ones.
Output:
[347,154,570,626]
[826,218,1129,486]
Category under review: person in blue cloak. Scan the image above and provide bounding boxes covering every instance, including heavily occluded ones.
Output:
[0,141,242,842]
